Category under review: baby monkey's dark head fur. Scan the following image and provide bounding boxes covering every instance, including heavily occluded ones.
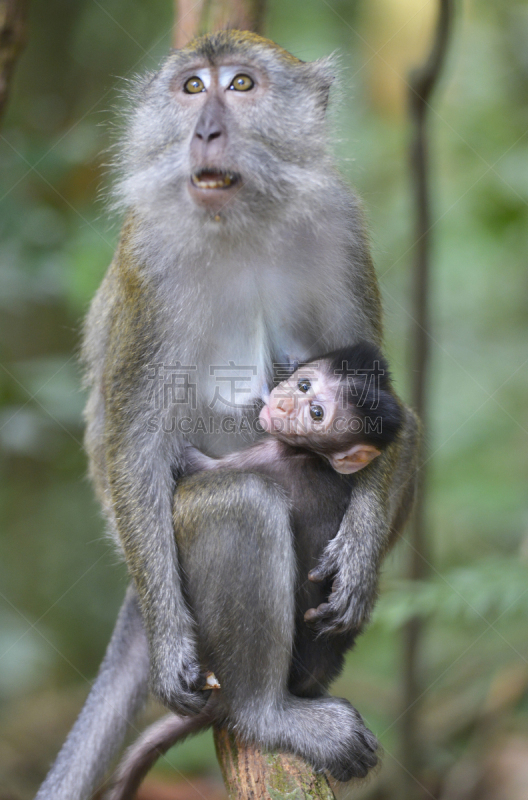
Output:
[321,341,403,451]
[114,30,336,239]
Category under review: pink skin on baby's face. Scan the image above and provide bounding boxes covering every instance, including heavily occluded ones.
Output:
[259,365,338,438]
[258,364,381,475]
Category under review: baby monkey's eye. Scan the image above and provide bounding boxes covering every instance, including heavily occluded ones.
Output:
[310,404,324,421]
[298,379,311,393]
[229,74,254,91]
[184,76,205,94]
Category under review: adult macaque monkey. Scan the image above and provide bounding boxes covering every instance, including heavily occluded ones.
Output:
[36,30,419,800]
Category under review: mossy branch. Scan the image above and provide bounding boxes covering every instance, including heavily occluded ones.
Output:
[214,727,336,800]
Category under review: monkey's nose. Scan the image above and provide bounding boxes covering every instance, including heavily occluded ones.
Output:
[192,100,226,147]
[276,397,296,415]
[194,121,222,143]
[191,102,227,163]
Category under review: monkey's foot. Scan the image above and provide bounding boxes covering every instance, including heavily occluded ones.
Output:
[326,710,378,782]
[151,648,208,715]
[270,695,378,784]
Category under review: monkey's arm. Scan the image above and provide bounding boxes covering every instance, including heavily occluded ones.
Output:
[105,409,207,713]
[306,406,420,634]
[98,276,207,715]
[183,444,219,473]
[184,438,282,475]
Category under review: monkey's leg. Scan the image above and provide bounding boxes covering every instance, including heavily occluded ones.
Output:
[174,472,378,782]
[288,623,355,699]
[35,586,149,800]
[289,531,357,699]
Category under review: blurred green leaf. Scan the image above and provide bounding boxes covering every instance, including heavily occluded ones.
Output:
[375,557,528,629]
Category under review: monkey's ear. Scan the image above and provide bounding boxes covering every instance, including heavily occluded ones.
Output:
[303,56,336,113]
[328,444,381,474]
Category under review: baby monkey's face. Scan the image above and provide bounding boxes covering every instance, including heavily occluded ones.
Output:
[259,362,382,474]
[259,364,340,441]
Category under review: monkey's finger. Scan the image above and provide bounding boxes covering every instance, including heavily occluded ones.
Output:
[308,568,329,583]
[185,671,209,694]
[304,603,331,624]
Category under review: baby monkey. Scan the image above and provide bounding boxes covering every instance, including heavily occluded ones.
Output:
[106,341,401,800]
[188,342,396,477]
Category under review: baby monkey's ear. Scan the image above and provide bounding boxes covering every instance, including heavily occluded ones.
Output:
[328,444,381,474]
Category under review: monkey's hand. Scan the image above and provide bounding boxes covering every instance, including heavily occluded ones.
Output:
[304,533,379,636]
[183,443,218,475]
[150,637,209,715]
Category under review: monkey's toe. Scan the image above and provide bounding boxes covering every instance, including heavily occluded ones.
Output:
[328,712,379,782]
[153,674,209,716]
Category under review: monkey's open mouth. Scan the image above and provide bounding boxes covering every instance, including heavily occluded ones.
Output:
[191,170,240,190]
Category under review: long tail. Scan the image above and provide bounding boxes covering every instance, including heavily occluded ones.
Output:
[36,587,150,800]
[105,698,218,800]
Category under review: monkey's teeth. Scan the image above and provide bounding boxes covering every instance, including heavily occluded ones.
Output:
[191,173,235,190]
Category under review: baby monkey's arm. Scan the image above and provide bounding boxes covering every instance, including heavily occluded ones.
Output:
[184,438,283,475]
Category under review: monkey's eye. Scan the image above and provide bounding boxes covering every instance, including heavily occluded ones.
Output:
[310,404,325,421]
[184,76,206,94]
[298,379,311,393]
[229,74,254,92]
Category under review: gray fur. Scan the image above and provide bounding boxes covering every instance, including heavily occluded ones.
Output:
[35,587,149,800]
[36,31,418,798]
[173,470,378,781]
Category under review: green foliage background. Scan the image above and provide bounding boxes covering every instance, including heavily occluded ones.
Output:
[0,1,527,797]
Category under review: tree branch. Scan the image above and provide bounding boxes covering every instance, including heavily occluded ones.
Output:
[401,2,454,797]
[214,728,336,800]
[173,0,265,48]
[0,0,28,124]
